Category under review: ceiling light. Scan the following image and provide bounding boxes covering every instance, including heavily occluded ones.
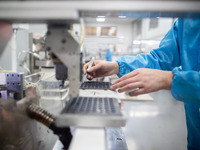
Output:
[118,16,127,18]
[96,17,106,22]
[97,16,105,18]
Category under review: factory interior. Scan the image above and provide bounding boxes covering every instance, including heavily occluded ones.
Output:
[0,1,199,150]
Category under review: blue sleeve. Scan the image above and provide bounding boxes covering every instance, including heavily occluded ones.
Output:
[172,67,200,104]
[116,20,181,78]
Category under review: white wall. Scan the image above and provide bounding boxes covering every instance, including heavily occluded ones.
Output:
[132,18,175,54]
[142,18,174,40]
[84,21,133,55]
[133,18,174,41]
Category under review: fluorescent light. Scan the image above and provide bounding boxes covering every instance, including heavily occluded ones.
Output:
[133,40,141,44]
[97,16,105,18]
[133,40,160,45]
[96,17,106,22]
[118,16,126,18]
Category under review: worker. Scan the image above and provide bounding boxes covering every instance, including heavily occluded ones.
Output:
[105,48,113,62]
[83,19,200,150]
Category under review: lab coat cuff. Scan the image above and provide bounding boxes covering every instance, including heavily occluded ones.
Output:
[116,60,125,78]
[171,67,183,100]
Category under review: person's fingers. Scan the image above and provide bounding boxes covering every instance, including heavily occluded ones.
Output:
[110,77,138,90]
[117,82,141,93]
[83,63,89,74]
[83,60,99,74]
[87,63,102,73]
[129,88,146,96]
[87,74,93,80]
[113,70,138,85]
[110,73,140,90]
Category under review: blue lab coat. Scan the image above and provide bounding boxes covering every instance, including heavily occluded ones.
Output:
[106,49,113,62]
[116,19,200,150]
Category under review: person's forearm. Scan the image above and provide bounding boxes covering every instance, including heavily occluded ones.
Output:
[162,71,173,90]
[112,61,119,75]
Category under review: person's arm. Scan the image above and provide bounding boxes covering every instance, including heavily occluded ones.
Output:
[116,20,181,78]
[172,67,200,104]
[114,19,200,104]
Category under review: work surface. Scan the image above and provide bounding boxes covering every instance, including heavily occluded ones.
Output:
[52,89,187,150]
[122,90,187,150]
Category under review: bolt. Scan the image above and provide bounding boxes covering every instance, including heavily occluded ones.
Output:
[117,138,122,141]
[46,47,51,51]
[61,38,66,44]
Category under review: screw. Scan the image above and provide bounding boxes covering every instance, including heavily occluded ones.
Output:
[117,138,122,141]
[61,38,66,44]
[46,47,51,51]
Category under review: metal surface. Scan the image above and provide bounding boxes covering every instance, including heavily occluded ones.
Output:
[69,128,106,150]
[29,33,34,74]
[80,81,111,90]
[46,26,80,97]
[0,73,6,85]
[123,90,187,150]
[6,73,24,100]
[0,99,58,150]
[105,128,128,150]
[35,60,54,68]
[0,1,200,23]
[55,96,126,127]
[0,1,79,23]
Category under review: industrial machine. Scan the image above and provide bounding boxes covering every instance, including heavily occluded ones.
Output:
[0,0,200,150]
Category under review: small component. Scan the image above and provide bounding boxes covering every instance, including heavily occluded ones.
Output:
[6,73,24,100]
[80,81,110,90]
[54,63,68,87]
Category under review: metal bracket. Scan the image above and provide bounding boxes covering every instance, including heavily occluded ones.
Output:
[46,26,80,98]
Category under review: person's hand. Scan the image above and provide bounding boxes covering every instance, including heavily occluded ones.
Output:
[110,68,173,96]
[83,60,119,80]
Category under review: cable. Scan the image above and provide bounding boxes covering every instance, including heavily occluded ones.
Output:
[26,104,72,149]
[24,71,44,79]
[18,50,42,74]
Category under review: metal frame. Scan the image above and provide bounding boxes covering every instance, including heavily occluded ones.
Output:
[0,0,200,23]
